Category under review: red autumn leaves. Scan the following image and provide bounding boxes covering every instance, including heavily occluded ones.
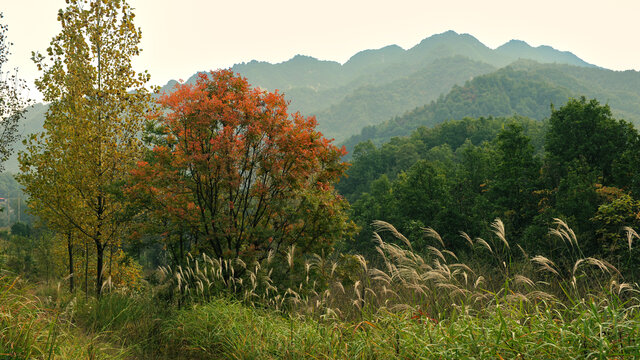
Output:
[129,70,352,260]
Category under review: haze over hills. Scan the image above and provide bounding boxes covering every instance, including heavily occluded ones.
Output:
[342,60,640,153]
[147,30,613,144]
[5,30,637,173]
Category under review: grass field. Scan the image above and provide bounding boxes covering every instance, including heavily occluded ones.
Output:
[3,219,640,359]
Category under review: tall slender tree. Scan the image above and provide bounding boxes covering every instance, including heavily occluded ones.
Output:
[18,0,151,297]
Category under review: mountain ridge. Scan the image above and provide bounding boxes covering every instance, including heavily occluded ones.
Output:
[5,31,630,173]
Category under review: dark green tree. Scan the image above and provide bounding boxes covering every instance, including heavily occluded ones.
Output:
[545,97,637,186]
[491,123,541,239]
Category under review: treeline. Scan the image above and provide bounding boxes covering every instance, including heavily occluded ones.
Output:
[339,97,640,277]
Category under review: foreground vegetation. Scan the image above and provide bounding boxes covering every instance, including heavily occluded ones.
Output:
[3,219,640,358]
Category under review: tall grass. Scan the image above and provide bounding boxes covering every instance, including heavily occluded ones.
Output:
[0,271,132,359]
[157,218,638,321]
[160,293,640,359]
[4,218,640,358]
[152,218,640,358]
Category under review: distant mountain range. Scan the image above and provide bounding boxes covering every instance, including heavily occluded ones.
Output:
[341,60,640,153]
[7,30,639,173]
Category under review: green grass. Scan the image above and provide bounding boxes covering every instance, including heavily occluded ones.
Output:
[4,218,640,359]
[4,271,640,359]
[0,272,131,359]
[157,295,640,359]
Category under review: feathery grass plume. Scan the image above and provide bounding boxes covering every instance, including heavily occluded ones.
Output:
[381,285,399,299]
[424,270,448,283]
[491,218,509,249]
[351,299,362,310]
[450,263,475,276]
[550,218,578,249]
[322,289,331,301]
[372,232,384,247]
[514,274,535,288]
[442,250,458,261]
[369,269,392,285]
[525,290,556,301]
[428,246,446,263]
[304,261,311,283]
[353,280,361,292]
[354,254,368,273]
[101,276,113,294]
[517,244,529,258]
[287,245,296,270]
[395,265,419,282]
[548,228,570,248]
[623,226,639,251]
[372,220,413,250]
[423,227,445,248]
[309,253,325,273]
[475,237,493,254]
[506,292,529,303]
[365,288,377,299]
[406,283,428,297]
[436,261,452,278]
[531,255,559,276]
[380,244,404,265]
[470,291,491,303]
[609,280,637,295]
[266,249,275,265]
[460,231,474,248]
[474,276,485,289]
[572,258,584,275]
[586,257,619,275]
[235,258,246,269]
[158,266,167,279]
[390,303,415,312]
[320,307,340,321]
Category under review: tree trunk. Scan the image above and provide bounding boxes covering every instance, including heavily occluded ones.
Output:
[84,240,89,299]
[96,239,104,298]
[179,232,184,266]
[67,232,74,293]
[108,244,113,279]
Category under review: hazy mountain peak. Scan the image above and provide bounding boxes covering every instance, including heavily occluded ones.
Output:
[496,39,594,67]
[344,44,404,68]
[289,54,319,63]
[412,30,485,48]
[498,39,531,49]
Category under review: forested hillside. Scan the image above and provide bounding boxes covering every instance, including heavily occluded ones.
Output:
[343,61,640,152]
[227,30,597,142]
[340,98,640,272]
[314,56,496,139]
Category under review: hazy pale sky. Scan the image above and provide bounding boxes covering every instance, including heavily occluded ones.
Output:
[3,0,640,101]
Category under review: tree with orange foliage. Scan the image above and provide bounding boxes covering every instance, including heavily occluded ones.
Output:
[129,70,354,263]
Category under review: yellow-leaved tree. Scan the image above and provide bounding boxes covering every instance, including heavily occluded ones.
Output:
[18,0,151,297]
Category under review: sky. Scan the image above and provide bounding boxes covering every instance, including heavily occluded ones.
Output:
[2,0,640,102]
